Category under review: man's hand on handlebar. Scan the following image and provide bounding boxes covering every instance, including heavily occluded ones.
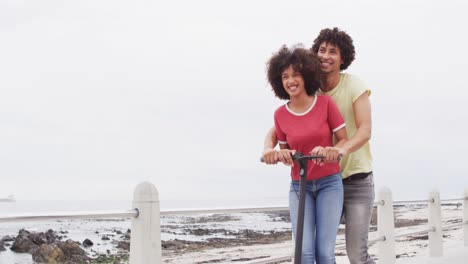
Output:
[310,146,344,166]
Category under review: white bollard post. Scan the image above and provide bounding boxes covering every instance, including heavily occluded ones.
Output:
[464,189,468,247]
[377,187,395,264]
[428,190,443,257]
[130,182,162,264]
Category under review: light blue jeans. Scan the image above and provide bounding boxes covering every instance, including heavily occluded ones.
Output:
[289,173,344,264]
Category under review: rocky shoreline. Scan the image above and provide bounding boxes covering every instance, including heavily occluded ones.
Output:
[1,228,130,264]
[1,204,462,264]
[0,211,294,264]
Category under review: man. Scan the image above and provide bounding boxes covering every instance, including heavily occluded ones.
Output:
[262,28,375,264]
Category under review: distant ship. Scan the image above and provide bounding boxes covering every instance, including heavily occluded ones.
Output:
[0,195,16,202]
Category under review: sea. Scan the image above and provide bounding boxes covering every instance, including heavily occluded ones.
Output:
[1,196,288,214]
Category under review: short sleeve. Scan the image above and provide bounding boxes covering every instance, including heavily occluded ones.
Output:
[274,110,287,145]
[327,97,346,132]
[349,75,371,103]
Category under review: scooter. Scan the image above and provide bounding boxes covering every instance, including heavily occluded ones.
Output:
[262,152,327,264]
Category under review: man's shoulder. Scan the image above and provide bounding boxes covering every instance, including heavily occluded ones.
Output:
[341,73,368,91]
[340,73,370,100]
[341,73,365,86]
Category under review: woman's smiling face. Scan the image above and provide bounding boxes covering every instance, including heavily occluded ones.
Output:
[281,65,305,98]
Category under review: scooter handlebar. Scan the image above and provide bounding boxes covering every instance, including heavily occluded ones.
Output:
[260,153,342,163]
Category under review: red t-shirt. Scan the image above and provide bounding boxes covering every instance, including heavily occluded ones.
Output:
[274,95,345,181]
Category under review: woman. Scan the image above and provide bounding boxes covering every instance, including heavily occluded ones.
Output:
[263,45,347,263]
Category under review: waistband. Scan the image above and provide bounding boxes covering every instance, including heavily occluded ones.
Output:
[343,171,372,181]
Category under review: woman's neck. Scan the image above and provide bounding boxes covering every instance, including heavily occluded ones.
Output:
[288,94,315,113]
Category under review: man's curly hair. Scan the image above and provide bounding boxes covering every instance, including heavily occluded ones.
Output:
[311,27,355,71]
[266,45,321,100]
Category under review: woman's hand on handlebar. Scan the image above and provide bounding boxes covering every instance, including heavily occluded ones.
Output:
[262,148,278,165]
[277,149,296,167]
[262,148,296,166]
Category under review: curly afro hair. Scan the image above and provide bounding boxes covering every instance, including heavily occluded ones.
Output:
[311,27,355,71]
[266,45,321,100]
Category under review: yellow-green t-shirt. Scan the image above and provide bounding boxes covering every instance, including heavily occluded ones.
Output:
[318,73,373,178]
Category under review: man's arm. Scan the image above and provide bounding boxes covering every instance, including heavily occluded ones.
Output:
[341,92,372,155]
[314,92,371,159]
[311,126,348,163]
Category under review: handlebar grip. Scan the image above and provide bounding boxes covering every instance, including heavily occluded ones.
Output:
[261,153,342,163]
[261,152,295,163]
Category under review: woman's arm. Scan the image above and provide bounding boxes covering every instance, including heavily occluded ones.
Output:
[262,127,278,164]
[262,126,295,166]
[263,127,277,151]
[277,143,295,166]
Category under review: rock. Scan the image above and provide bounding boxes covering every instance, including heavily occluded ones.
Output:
[56,239,89,263]
[32,244,65,263]
[266,210,290,222]
[122,233,130,240]
[162,239,187,250]
[28,233,46,245]
[1,235,14,242]
[56,239,86,257]
[11,230,38,253]
[186,228,212,236]
[82,239,93,247]
[116,241,130,251]
[10,229,60,254]
[102,236,110,241]
[45,229,58,244]
[0,241,6,251]
[92,253,128,264]
[9,229,89,263]
[160,229,292,253]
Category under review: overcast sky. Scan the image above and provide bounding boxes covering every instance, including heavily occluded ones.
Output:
[1,0,467,203]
